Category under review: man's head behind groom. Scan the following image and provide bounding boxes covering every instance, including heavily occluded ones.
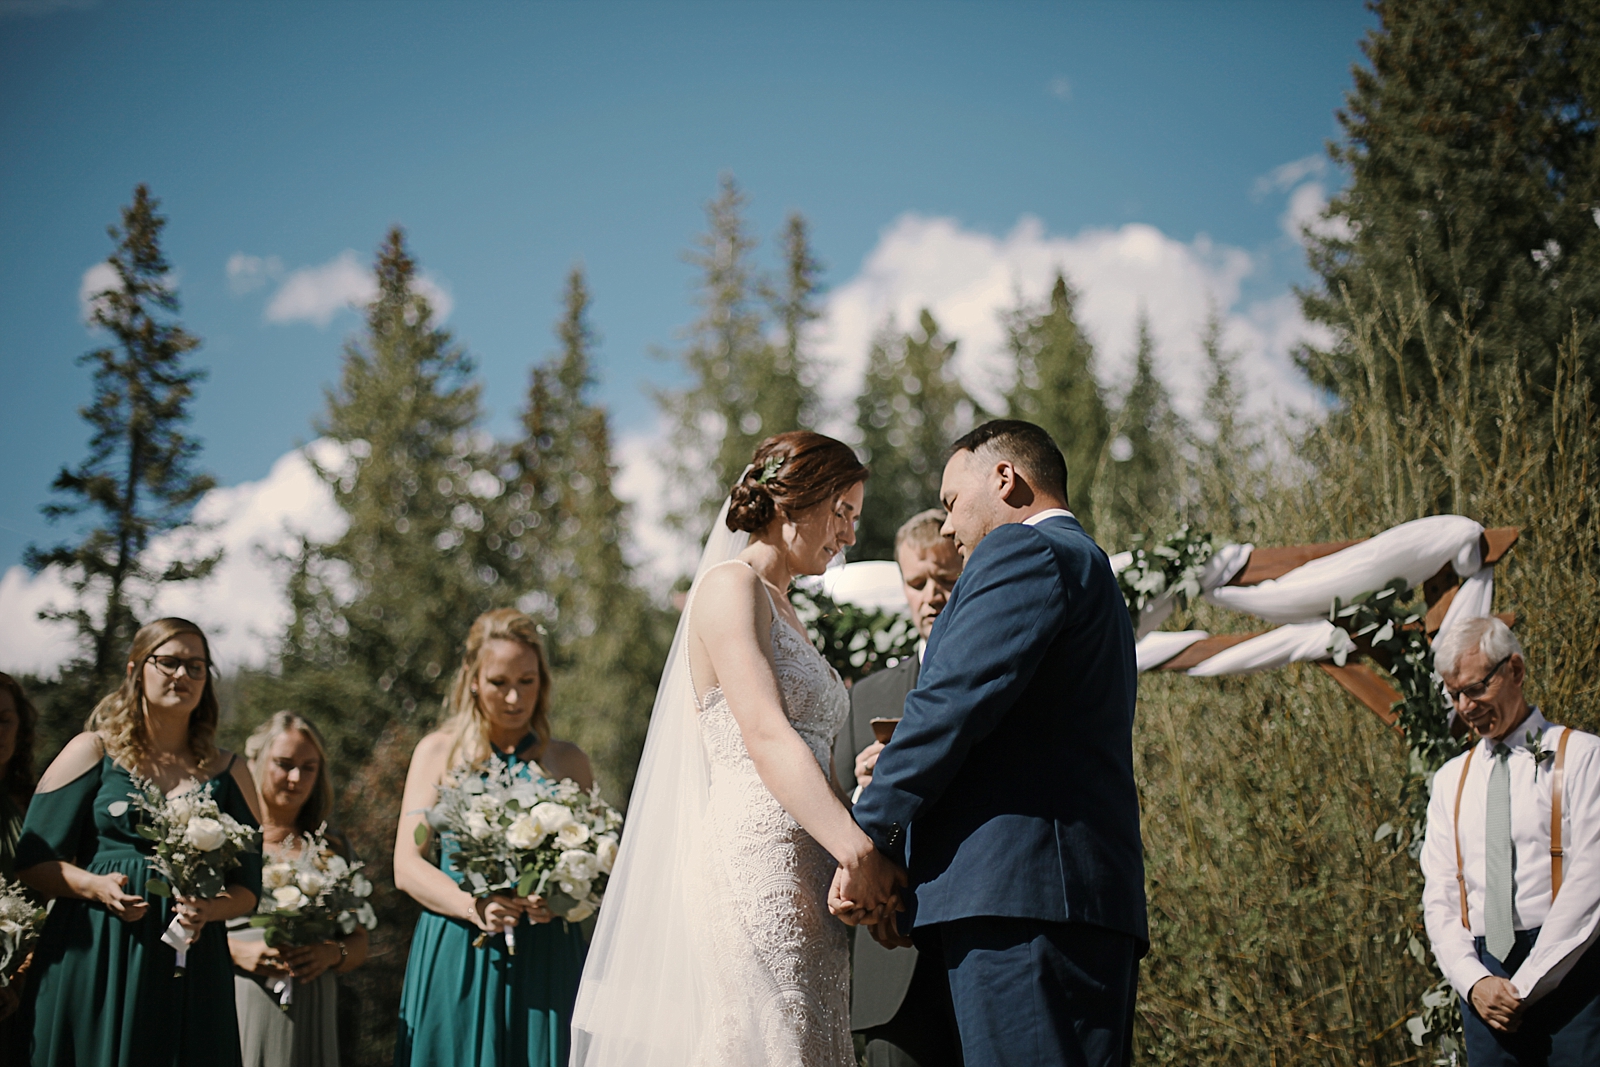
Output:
[940,419,1069,559]
[894,509,963,641]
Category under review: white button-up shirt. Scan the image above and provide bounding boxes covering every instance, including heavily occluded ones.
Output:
[1420,708,1600,1003]
[1021,508,1075,527]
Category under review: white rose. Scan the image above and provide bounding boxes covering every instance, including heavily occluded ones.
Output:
[563,899,595,922]
[338,912,358,935]
[324,854,350,879]
[465,811,493,840]
[297,870,328,897]
[356,902,378,929]
[505,813,548,851]
[262,863,295,890]
[557,877,592,902]
[530,802,574,834]
[594,835,618,874]
[183,816,226,852]
[351,873,373,898]
[556,848,600,884]
[167,796,195,823]
[272,885,308,910]
[555,822,590,849]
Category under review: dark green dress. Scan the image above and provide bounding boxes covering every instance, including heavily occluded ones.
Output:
[393,741,588,1067]
[16,755,262,1067]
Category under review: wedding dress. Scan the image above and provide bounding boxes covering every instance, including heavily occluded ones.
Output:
[689,563,853,1067]
[571,500,854,1067]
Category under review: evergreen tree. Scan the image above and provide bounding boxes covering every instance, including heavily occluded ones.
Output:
[27,184,217,699]
[1002,274,1111,532]
[505,267,671,802]
[1301,0,1600,406]
[767,211,825,430]
[268,227,496,767]
[657,176,815,541]
[1093,312,1185,546]
[854,310,975,560]
[1192,312,1260,540]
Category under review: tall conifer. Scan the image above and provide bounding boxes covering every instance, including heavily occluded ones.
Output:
[658,177,816,541]
[854,311,974,559]
[28,185,217,696]
[507,268,670,801]
[1002,274,1110,531]
[1193,313,1260,539]
[1301,0,1600,405]
[1094,313,1184,545]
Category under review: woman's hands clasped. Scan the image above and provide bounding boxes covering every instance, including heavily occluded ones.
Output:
[470,891,553,935]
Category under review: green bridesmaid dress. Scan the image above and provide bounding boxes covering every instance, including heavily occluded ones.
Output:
[16,754,263,1067]
[394,739,588,1067]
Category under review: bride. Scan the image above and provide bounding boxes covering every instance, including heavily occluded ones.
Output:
[572,431,891,1067]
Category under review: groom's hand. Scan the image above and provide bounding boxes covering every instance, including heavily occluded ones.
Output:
[867,910,914,950]
[828,847,906,925]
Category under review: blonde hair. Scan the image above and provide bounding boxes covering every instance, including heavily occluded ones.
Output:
[893,508,950,558]
[87,617,219,772]
[442,608,553,771]
[246,711,338,839]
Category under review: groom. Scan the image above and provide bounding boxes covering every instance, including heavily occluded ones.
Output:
[832,419,1146,1067]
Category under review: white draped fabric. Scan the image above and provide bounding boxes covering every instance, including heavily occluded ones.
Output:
[821,514,1501,680]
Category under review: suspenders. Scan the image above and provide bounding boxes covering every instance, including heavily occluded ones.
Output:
[1453,727,1575,928]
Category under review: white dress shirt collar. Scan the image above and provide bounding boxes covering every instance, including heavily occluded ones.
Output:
[1022,508,1074,527]
[1476,706,1551,756]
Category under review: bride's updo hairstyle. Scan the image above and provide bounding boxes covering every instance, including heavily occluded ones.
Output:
[726,431,868,534]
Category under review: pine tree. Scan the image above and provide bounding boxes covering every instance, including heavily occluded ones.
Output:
[1093,312,1185,547]
[1192,312,1260,540]
[505,268,671,802]
[267,227,496,767]
[767,211,825,430]
[1301,0,1600,407]
[657,176,816,542]
[1003,274,1111,532]
[854,310,975,560]
[27,184,217,698]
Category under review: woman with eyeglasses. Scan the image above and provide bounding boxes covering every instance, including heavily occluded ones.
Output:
[15,617,264,1067]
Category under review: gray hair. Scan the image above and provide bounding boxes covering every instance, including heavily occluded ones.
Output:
[1433,616,1524,678]
[893,508,949,558]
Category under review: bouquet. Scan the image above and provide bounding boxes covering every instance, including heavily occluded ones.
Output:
[129,777,260,971]
[0,875,46,988]
[250,825,377,1007]
[418,760,622,952]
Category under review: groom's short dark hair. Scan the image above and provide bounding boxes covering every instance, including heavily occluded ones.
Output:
[949,420,1069,503]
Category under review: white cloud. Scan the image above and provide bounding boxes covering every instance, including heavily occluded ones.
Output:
[0,442,348,677]
[227,252,283,294]
[1280,181,1354,247]
[1253,153,1326,198]
[78,261,120,323]
[1048,75,1072,101]
[263,251,454,328]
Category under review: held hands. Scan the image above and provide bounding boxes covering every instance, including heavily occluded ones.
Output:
[1470,976,1524,1032]
[853,742,885,792]
[94,871,149,924]
[827,847,907,927]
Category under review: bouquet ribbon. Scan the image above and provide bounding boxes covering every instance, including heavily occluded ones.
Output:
[271,974,295,1009]
[161,915,192,970]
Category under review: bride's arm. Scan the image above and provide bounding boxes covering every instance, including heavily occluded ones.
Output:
[691,565,876,871]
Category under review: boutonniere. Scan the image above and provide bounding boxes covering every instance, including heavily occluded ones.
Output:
[1527,730,1556,778]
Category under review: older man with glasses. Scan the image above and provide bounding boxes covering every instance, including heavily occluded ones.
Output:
[1420,616,1600,1065]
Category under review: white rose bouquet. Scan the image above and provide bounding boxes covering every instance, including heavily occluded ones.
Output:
[0,875,46,988]
[129,776,260,971]
[249,825,376,1007]
[417,760,622,952]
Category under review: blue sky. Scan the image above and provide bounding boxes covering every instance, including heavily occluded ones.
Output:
[0,0,1375,666]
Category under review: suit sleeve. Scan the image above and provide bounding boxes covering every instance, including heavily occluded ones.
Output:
[851,523,1066,866]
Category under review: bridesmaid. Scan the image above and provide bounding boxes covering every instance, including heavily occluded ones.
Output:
[230,712,369,1067]
[0,672,40,1057]
[392,608,591,1067]
[16,617,264,1067]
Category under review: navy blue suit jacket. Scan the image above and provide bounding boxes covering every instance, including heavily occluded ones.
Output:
[850,514,1147,946]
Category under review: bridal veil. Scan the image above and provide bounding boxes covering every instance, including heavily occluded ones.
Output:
[570,497,751,1066]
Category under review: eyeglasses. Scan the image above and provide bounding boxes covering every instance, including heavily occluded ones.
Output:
[147,655,210,680]
[1445,654,1511,703]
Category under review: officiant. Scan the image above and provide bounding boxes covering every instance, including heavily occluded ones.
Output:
[834,509,965,1067]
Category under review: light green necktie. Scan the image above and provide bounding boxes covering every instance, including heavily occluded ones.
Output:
[1485,743,1515,961]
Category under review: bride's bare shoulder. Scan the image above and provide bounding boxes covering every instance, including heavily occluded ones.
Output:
[691,561,765,626]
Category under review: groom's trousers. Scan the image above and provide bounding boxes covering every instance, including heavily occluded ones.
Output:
[929,917,1138,1067]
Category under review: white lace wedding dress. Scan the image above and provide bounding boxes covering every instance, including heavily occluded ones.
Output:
[690,570,855,1067]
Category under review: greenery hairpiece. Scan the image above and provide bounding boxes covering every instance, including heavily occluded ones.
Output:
[754,455,783,485]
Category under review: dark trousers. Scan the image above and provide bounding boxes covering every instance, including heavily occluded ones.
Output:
[860,946,965,1067]
[1461,928,1600,1066]
[930,917,1138,1067]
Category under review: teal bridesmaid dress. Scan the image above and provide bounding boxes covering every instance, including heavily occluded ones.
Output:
[393,739,588,1067]
[17,754,262,1067]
